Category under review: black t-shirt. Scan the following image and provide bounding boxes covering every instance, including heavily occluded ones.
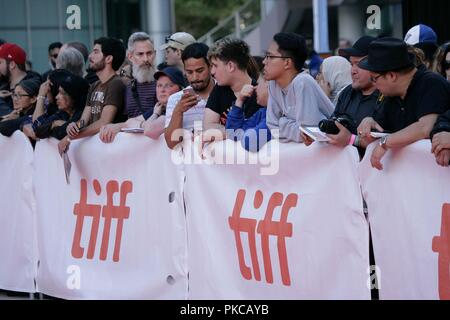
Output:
[374,66,450,133]
[333,85,384,134]
[431,109,450,138]
[206,80,260,126]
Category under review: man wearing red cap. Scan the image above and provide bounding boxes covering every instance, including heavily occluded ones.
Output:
[0,43,41,117]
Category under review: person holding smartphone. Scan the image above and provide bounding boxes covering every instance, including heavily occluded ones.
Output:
[164,43,215,150]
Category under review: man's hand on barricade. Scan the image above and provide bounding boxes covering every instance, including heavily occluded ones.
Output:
[371,144,387,170]
[431,132,450,156]
[358,117,384,138]
[67,122,80,139]
[300,132,314,146]
[327,122,352,147]
[435,149,450,167]
[99,124,121,144]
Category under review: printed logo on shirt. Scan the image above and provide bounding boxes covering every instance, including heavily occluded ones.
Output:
[91,105,102,116]
[92,91,105,104]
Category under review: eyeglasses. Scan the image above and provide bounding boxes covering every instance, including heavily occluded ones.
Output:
[165,36,184,46]
[12,93,31,99]
[263,52,292,60]
[370,73,385,83]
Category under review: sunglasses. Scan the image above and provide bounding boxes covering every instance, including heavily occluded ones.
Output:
[443,60,450,70]
[165,36,184,46]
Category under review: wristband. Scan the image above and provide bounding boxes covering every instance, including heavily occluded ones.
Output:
[348,134,356,146]
[353,136,360,148]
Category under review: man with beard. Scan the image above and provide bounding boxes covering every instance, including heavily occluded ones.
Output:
[41,42,62,81]
[58,37,126,154]
[165,43,214,149]
[0,43,41,117]
[303,36,380,152]
[59,41,99,85]
[99,32,158,143]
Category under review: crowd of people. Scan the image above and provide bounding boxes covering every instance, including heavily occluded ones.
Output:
[1,23,450,168]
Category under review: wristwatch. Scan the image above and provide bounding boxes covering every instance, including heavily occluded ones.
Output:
[379,136,388,149]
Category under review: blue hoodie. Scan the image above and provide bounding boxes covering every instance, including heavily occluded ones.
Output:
[226,105,272,152]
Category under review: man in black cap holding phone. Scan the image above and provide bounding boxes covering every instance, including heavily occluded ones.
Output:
[358,37,450,170]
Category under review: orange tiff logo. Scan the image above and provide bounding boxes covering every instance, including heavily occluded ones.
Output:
[71,179,133,262]
[432,204,450,300]
[229,189,298,286]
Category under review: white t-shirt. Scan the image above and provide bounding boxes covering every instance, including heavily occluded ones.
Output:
[165,87,207,131]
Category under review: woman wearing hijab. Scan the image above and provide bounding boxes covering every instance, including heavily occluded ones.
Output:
[317,56,352,105]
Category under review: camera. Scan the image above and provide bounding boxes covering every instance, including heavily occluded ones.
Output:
[319,114,356,135]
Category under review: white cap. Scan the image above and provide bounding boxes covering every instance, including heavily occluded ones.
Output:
[160,32,196,51]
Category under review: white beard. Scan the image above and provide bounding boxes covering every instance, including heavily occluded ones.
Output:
[133,64,155,83]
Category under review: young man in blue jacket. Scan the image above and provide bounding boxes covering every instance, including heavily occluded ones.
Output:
[225,73,271,152]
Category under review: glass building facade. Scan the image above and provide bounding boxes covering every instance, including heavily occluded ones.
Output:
[0,0,147,73]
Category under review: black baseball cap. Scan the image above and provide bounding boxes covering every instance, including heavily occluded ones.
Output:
[339,36,377,57]
[154,67,186,89]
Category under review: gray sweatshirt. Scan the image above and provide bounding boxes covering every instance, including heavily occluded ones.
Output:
[267,72,335,143]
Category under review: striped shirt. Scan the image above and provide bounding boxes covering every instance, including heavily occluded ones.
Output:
[124,81,157,119]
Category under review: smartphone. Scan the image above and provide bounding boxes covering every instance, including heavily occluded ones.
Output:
[183,88,195,96]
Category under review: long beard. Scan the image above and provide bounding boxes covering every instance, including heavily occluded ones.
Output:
[132,63,155,83]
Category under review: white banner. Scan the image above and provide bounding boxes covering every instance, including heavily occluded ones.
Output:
[359,141,450,300]
[0,132,37,293]
[33,135,188,299]
[184,140,370,299]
